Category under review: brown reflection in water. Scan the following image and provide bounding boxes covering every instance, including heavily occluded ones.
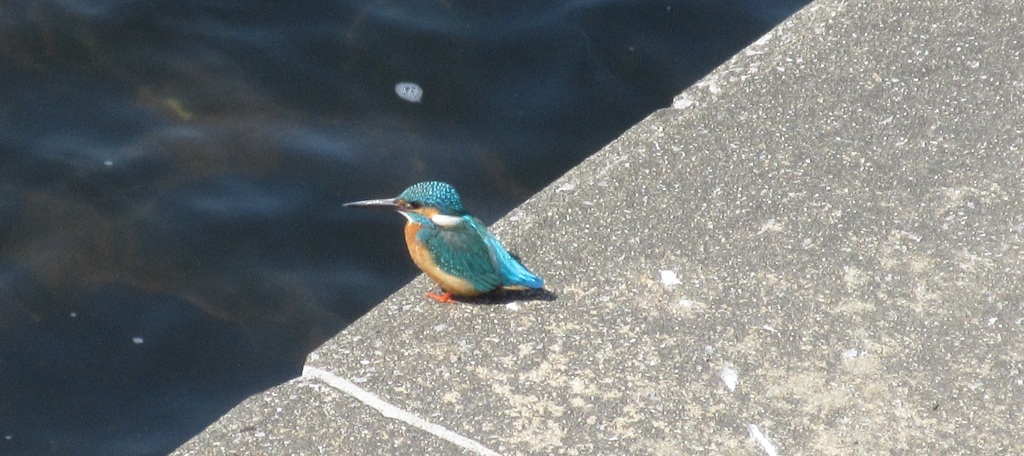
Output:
[0,121,359,359]
[2,185,339,359]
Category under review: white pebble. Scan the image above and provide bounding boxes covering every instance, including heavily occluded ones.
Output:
[659,270,682,289]
[672,96,695,109]
[747,424,779,456]
[718,366,739,391]
[505,302,520,311]
[395,82,423,103]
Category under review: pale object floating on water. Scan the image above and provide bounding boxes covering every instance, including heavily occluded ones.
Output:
[395,82,423,103]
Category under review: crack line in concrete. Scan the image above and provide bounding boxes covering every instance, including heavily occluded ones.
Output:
[302,366,501,456]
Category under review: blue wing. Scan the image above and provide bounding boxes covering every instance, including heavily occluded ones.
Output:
[418,216,543,292]
[465,217,544,289]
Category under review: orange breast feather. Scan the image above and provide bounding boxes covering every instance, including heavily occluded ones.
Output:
[404,221,479,296]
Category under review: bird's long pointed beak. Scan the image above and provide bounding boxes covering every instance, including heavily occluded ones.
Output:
[343,197,403,211]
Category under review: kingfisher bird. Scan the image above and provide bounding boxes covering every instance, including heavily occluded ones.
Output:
[344,181,544,302]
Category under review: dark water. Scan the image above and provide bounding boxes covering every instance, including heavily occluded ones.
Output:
[0,0,809,454]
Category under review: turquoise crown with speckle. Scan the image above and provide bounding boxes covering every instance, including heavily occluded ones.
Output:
[398,181,466,215]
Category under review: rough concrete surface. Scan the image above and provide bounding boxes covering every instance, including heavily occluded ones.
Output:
[176,0,1024,454]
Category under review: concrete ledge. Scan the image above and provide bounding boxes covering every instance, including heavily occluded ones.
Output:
[176,0,1024,454]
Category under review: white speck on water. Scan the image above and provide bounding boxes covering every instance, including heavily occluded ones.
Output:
[719,366,739,391]
[70,312,77,318]
[103,160,114,167]
[659,270,682,289]
[505,302,520,311]
[395,82,423,103]
[4,435,11,440]
[747,424,779,456]
[132,337,144,344]
[556,182,576,192]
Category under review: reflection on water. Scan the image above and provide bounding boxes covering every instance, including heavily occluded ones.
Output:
[0,0,808,454]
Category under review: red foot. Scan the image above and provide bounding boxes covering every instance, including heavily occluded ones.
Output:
[425,291,455,303]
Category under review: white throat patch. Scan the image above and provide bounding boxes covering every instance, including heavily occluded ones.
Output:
[430,214,464,227]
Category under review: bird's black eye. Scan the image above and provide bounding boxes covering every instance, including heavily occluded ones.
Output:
[407,201,423,209]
